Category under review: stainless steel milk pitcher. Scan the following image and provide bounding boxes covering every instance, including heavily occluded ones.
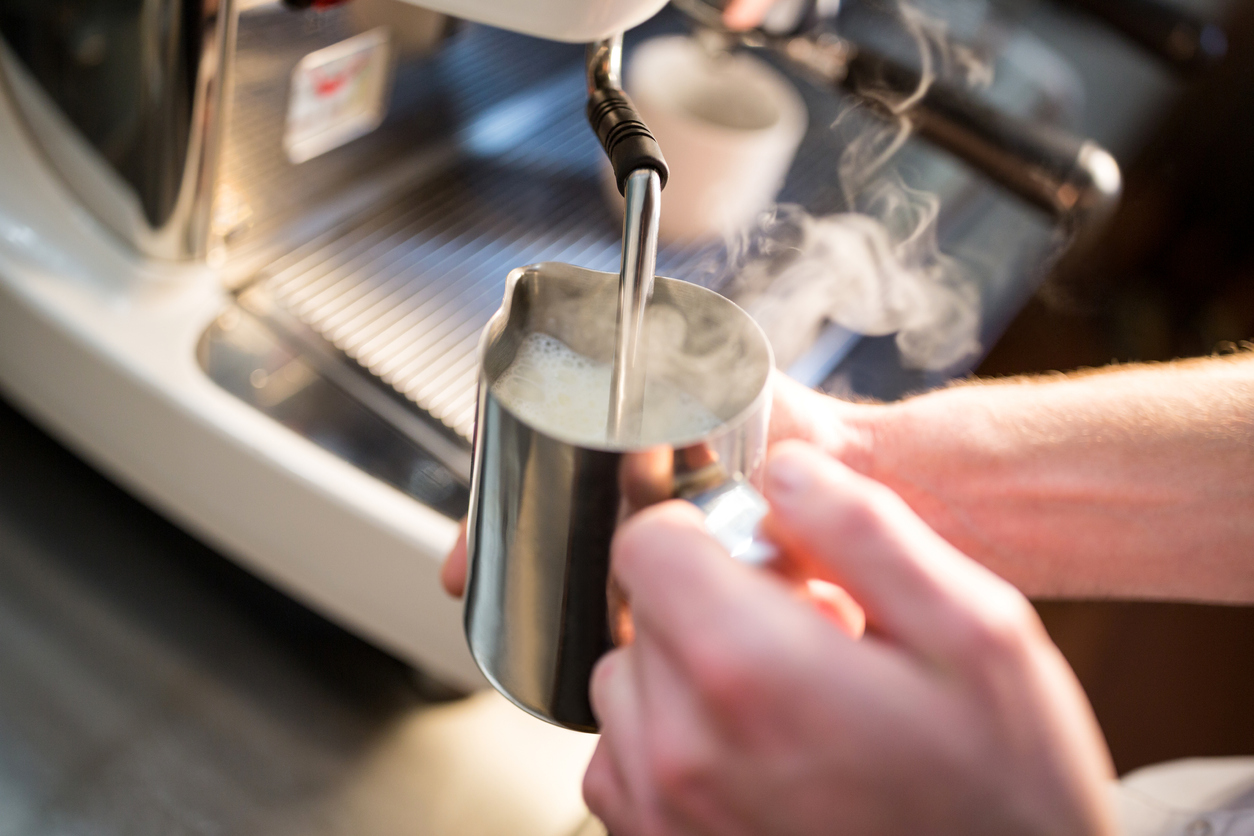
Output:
[464,262,774,732]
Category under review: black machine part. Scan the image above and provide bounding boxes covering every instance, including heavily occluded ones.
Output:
[585,36,670,195]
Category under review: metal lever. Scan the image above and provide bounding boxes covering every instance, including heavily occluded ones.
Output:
[670,0,1123,241]
[610,169,662,442]
[839,47,1123,238]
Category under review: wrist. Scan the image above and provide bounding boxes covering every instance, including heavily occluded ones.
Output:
[842,393,934,488]
[862,381,1000,480]
[844,387,997,557]
[826,399,885,479]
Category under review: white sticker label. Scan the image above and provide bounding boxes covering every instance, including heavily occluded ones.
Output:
[284,27,392,164]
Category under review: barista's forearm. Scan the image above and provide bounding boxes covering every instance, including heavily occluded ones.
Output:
[854,354,1254,602]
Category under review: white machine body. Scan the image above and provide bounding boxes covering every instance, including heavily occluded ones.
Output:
[399,0,670,42]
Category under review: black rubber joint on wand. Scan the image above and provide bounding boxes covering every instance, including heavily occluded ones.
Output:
[587,87,669,196]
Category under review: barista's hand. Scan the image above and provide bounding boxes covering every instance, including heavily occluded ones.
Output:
[439,373,874,598]
[441,519,469,597]
[583,440,1116,836]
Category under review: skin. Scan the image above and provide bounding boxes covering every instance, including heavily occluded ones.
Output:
[584,446,1116,836]
[441,354,1254,834]
[768,355,1254,603]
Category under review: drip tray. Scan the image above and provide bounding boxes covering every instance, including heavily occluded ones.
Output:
[198,304,472,518]
[243,158,718,445]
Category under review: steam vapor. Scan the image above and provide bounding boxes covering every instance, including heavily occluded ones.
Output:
[725,193,979,371]
[721,0,987,373]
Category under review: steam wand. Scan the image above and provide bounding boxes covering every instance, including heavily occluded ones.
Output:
[586,36,669,444]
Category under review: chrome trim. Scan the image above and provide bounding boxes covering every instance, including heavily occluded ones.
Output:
[198,302,471,516]
[609,167,662,443]
[0,0,236,261]
[585,35,622,93]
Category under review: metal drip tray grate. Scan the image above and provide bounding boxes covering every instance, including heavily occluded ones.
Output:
[253,161,718,441]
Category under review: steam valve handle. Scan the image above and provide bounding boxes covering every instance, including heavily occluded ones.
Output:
[841,48,1122,240]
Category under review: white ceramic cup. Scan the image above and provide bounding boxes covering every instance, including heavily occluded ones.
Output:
[613,36,808,243]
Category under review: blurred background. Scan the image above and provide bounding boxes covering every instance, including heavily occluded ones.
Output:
[978,0,1254,774]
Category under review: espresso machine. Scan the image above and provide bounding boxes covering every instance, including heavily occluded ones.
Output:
[0,0,1210,688]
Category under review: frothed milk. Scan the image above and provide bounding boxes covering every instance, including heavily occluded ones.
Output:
[492,333,721,446]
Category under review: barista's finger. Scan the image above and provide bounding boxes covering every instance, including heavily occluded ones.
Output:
[591,628,724,835]
[770,372,828,444]
[583,738,634,835]
[620,446,675,513]
[631,625,731,832]
[440,519,468,598]
[588,649,662,834]
[764,441,1003,656]
[612,501,769,637]
[612,501,843,683]
[799,578,867,639]
[723,0,779,29]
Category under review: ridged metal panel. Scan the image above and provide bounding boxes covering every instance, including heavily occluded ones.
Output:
[260,173,718,438]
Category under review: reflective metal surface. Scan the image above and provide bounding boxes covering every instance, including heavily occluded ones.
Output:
[609,168,662,443]
[686,476,779,567]
[214,0,455,268]
[0,0,234,260]
[586,35,623,91]
[464,263,772,732]
[235,284,475,483]
[198,303,470,517]
[248,135,718,442]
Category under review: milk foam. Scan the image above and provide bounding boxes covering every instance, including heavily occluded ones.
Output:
[491,333,722,445]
